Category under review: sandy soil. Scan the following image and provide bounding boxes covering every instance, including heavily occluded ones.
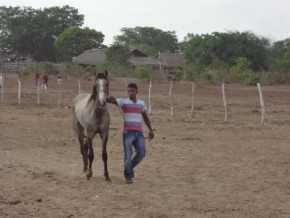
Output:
[1,74,290,218]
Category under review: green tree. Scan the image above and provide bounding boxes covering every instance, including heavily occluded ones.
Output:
[269,38,290,72]
[114,26,179,52]
[134,67,154,81]
[55,26,104,61]
[229,57,252,81]
[184,31,269,72]
[0,5,84,61]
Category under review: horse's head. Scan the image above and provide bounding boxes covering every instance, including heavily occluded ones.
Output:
[91,70,109,107]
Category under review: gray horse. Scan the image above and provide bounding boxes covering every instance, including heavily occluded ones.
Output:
[72,71,111,181]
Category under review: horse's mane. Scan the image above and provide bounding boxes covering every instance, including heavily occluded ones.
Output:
[89,71,109,103]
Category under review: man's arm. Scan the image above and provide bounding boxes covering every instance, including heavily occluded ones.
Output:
[142,112,154,140]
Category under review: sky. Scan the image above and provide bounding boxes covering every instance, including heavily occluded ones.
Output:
[1,0,290,45]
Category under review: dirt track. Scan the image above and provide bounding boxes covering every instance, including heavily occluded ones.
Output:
[1,74,290,218]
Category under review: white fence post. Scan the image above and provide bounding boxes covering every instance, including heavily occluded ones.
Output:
[169,80,174,116]
[191,81,195,117]
[1,75,4,103]
[58,86,61,108]
[78,79,81,94]
[222,83,228,122]
[148,80,152,115]
[17,78,21,105]
[37,85,40,105]
[257,83,265,125]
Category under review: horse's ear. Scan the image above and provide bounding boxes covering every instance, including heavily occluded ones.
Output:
[104,70,108,77]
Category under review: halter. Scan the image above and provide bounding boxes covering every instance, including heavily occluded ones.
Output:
[90,72,109,107]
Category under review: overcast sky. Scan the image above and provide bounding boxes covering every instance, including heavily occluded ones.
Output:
[2,0,290,45]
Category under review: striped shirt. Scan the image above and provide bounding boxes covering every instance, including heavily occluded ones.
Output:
[116,98,147,131]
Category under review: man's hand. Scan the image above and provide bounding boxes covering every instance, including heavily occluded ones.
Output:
[107,96,117,104]
[148,130,154,141]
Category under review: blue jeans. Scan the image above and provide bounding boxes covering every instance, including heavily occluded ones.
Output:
[123,130,146,180]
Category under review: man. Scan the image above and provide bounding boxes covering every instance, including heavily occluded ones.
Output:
[107,83,154,184]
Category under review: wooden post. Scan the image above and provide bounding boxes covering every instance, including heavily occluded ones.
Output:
[191,81,195,117]
[58,86,61,108]
[37,84,40,105]
[58,77,62,108]
[169,80,174,116]
[222,83,228,122]
[148,80,152,115]
[1,75,4,103]
[18,78,21,105]
[78,79,81,94]
[257,83,265,125]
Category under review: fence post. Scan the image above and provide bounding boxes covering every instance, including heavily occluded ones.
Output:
[37,84,40,105]
[78,79,81,94]
[169,80,174,116]
[222,83,228,122]
[191,81,195,117]
[148,80,152,115]
[18,78,21,105]
[257,83,265,125]
[1,76,4,103]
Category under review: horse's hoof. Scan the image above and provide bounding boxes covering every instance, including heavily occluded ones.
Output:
[105,177,111,182]
[86,170,93,179]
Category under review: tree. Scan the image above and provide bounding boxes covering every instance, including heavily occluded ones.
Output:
[0,5,84,61]
[55,26,104,61]
[269,38,290,72]
[184,31,269,72]
[114,26,179,53]
[278,45,290,75]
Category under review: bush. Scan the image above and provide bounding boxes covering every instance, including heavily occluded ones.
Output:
[39,62,59,75]
[245,73,260,86]
[17,64,35,77]
[168,70,183,82]
[134,67,155,81]
[81,65,97,80]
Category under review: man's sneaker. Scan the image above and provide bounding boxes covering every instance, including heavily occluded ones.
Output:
[126,178,133,184]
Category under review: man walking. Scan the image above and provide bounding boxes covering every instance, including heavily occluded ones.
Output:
[107,83,154,184]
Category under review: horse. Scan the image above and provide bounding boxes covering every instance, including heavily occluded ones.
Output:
[72,71,111,181]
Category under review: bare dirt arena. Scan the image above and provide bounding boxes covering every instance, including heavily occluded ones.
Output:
[1,73,290,218]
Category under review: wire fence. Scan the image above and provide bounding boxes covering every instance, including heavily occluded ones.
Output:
[1,73,290,126]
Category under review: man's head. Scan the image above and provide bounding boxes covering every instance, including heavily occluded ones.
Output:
[127,83,138,101]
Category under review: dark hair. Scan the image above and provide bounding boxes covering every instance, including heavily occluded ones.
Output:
[127,83,138,90]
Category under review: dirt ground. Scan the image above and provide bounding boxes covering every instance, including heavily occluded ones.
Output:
[1,73,290,218]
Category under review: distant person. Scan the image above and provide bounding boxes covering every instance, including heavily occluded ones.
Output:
[43,72,48,86]
[57,76,62,88]
[41,74,47,90]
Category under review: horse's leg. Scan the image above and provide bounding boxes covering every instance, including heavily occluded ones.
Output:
[100,131,111,182]
[86,137,94,179]
[76,122,88,173]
